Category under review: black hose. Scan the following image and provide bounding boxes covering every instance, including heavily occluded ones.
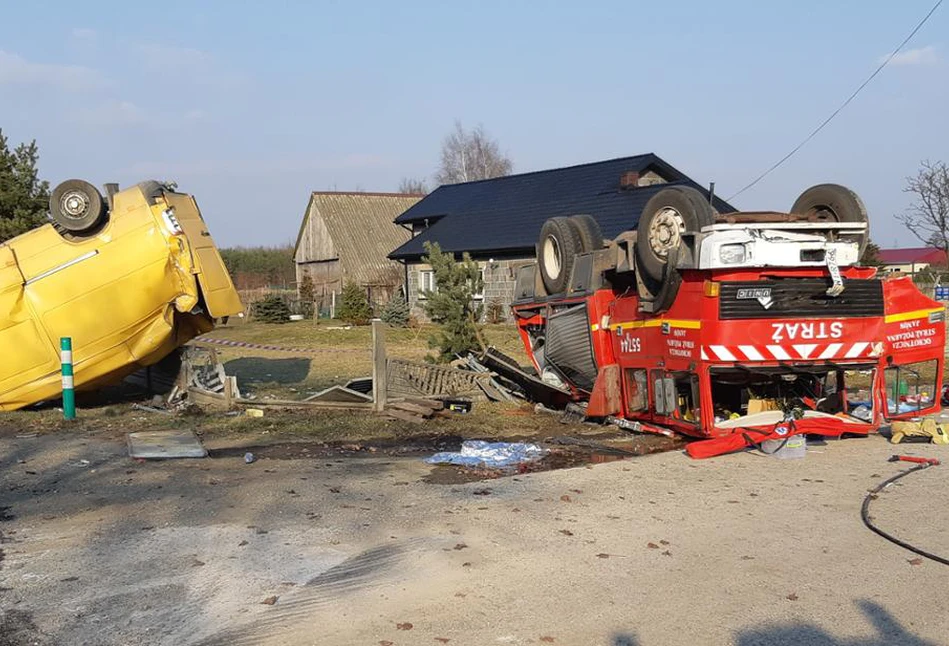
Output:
[861,463,949,566]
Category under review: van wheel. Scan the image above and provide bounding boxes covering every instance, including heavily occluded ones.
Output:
[790,184,868,258]
[50,179,106,234]
[568,214,603,253]
[636,186,713,283]
[538,217,582,294]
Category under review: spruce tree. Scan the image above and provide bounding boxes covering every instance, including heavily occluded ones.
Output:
[380,294,410,327]
[421,242,485,362]
[336,283,372,325]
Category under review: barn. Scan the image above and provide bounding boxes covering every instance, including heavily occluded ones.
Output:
[294,192,421,310]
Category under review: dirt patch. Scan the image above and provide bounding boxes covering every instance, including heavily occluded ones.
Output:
[0,609,46,646]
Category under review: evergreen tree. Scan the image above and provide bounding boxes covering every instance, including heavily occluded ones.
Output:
[421,241,485,362]
[252,294,291,323]
[336,283,372,325]
[0,130,50,243]
[298,275,315,318]
[380,294,410,327]
[861,239,882,266]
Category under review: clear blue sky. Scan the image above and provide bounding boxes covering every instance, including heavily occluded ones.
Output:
[1,0,945,248]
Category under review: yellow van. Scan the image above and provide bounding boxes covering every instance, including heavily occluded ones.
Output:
[0,179,243,410]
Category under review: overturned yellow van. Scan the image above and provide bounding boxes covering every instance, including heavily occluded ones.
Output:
[0,179,243,410]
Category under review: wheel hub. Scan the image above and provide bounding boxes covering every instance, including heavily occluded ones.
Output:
[649,207,686,258]
[61,191,89,219]
[543,235,562,280]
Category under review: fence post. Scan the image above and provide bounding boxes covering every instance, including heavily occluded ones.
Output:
[372,319,387,412]
[60,337,76,420]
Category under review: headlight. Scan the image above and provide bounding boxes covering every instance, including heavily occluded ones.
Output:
[719,244,746,264]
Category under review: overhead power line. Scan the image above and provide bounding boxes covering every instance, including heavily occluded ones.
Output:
[727,0,944,202]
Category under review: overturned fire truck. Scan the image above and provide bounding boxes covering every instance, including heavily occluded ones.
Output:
[511,184,946,458]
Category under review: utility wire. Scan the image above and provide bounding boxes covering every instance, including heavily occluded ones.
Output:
[727,0,944,202]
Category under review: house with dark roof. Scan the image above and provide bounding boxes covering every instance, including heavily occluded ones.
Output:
[388,154,735,319]
[877,247,947,274]
[294,192,421,312]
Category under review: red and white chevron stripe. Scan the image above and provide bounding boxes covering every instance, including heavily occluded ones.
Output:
[700,342,883,362]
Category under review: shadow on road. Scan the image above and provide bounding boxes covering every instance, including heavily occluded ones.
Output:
[734,600,937,646]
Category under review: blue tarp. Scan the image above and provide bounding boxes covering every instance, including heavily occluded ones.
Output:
[426,440,547,468]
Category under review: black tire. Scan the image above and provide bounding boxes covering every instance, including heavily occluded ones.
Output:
[50,179,106,234]
[636,186,714,283]
[567,214,604,253]
[538,216,583,294]
[790,184,868,257]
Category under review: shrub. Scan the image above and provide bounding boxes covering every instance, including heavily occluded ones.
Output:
[485,298,506,324]
[336,283,372,325]
[380,295,410,327]
[252,294,291,324]
[298,275,315,319]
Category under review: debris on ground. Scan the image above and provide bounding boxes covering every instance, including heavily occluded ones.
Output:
[127,430,208,459]
[426,440,547,468]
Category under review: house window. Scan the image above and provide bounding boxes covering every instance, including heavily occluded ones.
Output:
[418,270,436,298]
[418,269,485,300]
[473,269,485,300]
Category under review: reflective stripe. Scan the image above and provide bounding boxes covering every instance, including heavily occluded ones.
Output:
[611,319,702,331]
[62,375,74,389]
[738,345,764,361]
[794,344,818,359]
[884,308,944,324]
[701,347,709,360]
[710,345,737,361]
[819,343,844,360]
[767,345,792,360]
[845,342,869,359]
[60,350,73,363]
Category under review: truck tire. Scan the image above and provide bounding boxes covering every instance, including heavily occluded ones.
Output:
[568,214,604,253]
[538,217,582,294]
[636,186,713,283]
[50,179,106,234]
[790,184,868,258]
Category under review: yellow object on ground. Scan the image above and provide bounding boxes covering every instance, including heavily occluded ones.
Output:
[0,180,242,410]
[891,418,949,445]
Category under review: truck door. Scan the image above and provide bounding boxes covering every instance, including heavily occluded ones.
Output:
[882,358,941,419]
[162,192,244,319]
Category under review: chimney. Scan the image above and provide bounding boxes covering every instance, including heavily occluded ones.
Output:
[619,171,640,190]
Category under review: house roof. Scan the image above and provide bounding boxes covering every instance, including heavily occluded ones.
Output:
[388,153,736,261]
[295,192,420,286]
[877,247,947,265]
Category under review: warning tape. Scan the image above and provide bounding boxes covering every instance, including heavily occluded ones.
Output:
[192,336,345,354]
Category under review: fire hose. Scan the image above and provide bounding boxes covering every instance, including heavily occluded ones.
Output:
[861,456,948,566]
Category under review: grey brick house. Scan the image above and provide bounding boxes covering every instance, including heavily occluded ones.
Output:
[387,153,735,321]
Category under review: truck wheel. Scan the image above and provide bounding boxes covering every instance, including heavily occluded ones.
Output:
[50,179,106,234]
[790,184,868,258]
[636,186,713,283]
[568,214,604,253]
[538,217,582,294]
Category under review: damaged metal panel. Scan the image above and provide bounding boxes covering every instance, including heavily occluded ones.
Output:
[545,303,598,391]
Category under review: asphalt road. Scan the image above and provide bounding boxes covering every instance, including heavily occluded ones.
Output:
[1,428,947,646]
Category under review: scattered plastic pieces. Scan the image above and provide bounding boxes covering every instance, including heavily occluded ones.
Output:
[426,440,546,468]
[851,405,872,422]
[244,452,256,464]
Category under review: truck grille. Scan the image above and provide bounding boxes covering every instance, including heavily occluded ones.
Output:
[719,278,883,320]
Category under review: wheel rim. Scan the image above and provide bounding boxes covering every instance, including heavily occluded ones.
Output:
[543,235,562,280]
[60,190,90,220]
[648,206,686,258]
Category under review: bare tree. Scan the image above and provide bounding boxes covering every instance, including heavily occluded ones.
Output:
[897,160,949,253]
[398,177,429,195]
[435,121,513,185]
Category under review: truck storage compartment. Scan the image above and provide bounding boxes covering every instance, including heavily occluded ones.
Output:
[545,303,598,392]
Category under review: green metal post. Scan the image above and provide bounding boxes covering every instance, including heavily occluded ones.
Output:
[60,337,75,420]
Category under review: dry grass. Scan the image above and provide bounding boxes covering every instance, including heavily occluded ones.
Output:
[0,321,541,445]
[201,319,528,396]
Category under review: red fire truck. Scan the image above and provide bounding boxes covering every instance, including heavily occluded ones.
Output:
[511,184,946,458]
